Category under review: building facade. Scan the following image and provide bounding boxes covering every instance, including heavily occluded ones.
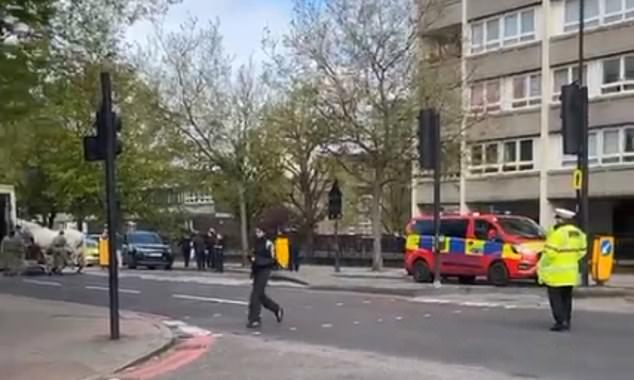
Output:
[414,0,634,246]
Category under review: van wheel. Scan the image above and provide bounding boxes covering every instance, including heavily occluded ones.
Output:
[487,262,509,286]
[412,260,432,283]
[458,275,476,285]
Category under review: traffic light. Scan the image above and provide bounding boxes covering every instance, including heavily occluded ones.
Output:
[328,180,342,220]
[83,105,123,161]
[560,83,588,155]
[417,109,440,170]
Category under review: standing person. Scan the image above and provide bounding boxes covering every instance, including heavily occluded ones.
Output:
[214,233,225,273]
[177,232,192,268]
[192,231,207,271]
[538,208,587,332]
[1,229,25,276]
[50,230,68,275]
[247,228,284,329]
[288,228,301,272]
[206,228,217,270]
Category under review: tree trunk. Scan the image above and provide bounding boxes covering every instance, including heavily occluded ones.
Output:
[371,180,383,271]
[304,224,315,259]
[238,183,249,267]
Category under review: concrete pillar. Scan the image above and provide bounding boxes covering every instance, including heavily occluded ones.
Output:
[539,0,555,228]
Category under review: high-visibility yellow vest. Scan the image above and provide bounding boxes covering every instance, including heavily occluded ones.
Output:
[538,224,587,287]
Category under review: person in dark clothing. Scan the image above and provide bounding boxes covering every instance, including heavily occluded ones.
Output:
[192,232,207,270]
[214,233,225,273]
[247,228,284,329]
[205,228,216,270]
[288,228,301,272]
[177,233,192,268]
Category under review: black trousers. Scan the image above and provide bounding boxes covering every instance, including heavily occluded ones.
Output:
[248,267,280,323]
[195,250,206,270]
[182,249,190,268]
[215,249,224,272]
[547,286,573,326]
[207,249,215,269]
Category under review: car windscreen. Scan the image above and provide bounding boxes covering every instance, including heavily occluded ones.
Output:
[84,238,97,248]
[128,232,162,245]
[497,217,545,239]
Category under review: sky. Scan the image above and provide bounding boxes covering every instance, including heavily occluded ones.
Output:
[125,0,294,67]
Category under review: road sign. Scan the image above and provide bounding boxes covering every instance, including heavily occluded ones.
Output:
[572,169,582,190]
[600,238,613,256]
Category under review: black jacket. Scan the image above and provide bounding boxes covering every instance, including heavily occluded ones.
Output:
[252,237,275,268]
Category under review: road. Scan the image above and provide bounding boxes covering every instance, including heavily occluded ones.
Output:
[2,268,633,380]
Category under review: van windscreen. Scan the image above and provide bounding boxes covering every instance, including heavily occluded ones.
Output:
[497,217,545,239]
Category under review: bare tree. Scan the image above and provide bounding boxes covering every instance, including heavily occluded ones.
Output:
[264,83,333,257]
[284,0,428,270]
[141,18,282,264]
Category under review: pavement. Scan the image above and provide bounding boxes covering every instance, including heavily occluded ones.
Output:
[0,293,174,380]
[2,267,634,379]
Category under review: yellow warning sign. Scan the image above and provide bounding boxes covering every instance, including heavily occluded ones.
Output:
[572,169,582,190]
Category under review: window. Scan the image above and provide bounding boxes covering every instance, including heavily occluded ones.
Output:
[603,129,621,163]
[601,55,634,94]
[485,143,499,173]
[512,73,541,108]
[469,139,535,175]
[440,219,469,239]
[486,19,500,49]
[471,23,484,53]
[413,220,434,235]
[565,0,634,31]
[183,192,214,205]
[474,220,497,240]
[470,80,500,112]
[469,8,536,54]
[502,139,534,172]
[552,65,587,100]
[562,127,634,166]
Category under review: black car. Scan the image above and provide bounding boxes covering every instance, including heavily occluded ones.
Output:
[123,230,173,270]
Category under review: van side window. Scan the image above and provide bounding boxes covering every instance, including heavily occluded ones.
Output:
[474,220,496,240]
[413,220,434,235]
[439,219,468,239]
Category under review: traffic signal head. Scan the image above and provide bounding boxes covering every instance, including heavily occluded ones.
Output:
[417,109,440,170]
[560,83,588,155]
[328,181,343,220]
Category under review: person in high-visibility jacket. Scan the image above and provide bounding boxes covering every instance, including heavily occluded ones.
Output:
[538,208,587,332]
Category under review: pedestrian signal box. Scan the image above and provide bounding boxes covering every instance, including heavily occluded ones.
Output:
[591,236,615,285]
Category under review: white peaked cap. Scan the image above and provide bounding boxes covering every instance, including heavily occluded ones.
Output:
[554,208,576,219]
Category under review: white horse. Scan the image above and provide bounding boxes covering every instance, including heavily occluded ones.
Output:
[17,220,85,272]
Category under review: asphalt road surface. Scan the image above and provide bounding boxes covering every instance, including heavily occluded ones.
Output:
[2,269,633,380]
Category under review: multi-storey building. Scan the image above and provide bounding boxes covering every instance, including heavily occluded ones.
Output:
[413,0,634,254]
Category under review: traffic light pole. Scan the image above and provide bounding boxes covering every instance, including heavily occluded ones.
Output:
[577,0,590,287]
[101,72,120,339]
[432,112,442,289]
[334,218,340,273]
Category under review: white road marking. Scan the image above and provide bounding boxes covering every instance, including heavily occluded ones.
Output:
[395,316,403,321]
[321,323,333,328]
[163,320,186,328]
[213,313,222,318]
[289,327,297,331]
[172,294,248,306]
[252,331,261,336]
[504,305,517,309]
[362,300,371,304]
[452,310,462,314]
[353,321,360,325]
[85,285,140,294]
[336,302,344,306]
[377,318,384,323]
[23,279,61,287]
[424,313,431,318]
